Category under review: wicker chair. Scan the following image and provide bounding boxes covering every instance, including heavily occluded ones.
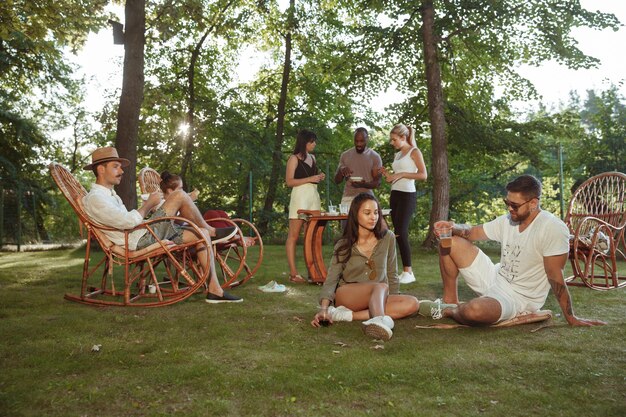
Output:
[138,167,263,288]
[50,163,210,307]
[203,209,263,288]
[564,171,626,290]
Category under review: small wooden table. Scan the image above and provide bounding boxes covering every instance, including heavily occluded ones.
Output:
[298,210,346,283]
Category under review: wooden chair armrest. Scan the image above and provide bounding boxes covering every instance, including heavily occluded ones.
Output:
[572,217,613,254]
[94,216,211,260]
[573,216,615,238]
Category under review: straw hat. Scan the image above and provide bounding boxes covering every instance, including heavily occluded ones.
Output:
[83,147,130,170]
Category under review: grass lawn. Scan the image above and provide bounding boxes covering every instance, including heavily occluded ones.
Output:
[0,244,624,416]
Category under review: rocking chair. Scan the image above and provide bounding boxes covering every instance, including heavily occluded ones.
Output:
[564,171,626,290]
[50,163,210,307]
[203,209,263,288]
[137,167,263,288]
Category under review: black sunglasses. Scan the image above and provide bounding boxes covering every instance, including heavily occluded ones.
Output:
[503,198,534,211]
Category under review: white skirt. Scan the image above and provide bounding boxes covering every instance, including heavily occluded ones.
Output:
[289,183,321,219]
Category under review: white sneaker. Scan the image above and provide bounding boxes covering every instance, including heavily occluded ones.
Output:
[328,305,353,322]
[399,271,416,284]
[362,316,393,341]
[381,315,394,330]
[257,281,286,293]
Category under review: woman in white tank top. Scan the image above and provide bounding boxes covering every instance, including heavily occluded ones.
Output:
[379,124,427,284]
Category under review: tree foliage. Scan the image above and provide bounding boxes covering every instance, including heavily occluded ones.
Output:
[343,0,621,245]
[0,0,110,243]
[1,0,624,244]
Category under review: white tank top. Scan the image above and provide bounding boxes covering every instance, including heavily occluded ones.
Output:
[391,147,418,192]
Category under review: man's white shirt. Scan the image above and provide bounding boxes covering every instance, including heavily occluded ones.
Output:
[83,183,146,250]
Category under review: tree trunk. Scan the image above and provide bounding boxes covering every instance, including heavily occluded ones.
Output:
[114,0,145,210]
[69,112,83,173]
[258,0,295,235]
[421,0,449,248]
[235,163,250,219]
[180,1,234,187]
[180,30,210,186]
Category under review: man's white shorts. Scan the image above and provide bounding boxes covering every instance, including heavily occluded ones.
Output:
[458,249,529,322]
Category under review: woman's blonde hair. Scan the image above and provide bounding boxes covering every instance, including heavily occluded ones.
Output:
[390,123,414,147]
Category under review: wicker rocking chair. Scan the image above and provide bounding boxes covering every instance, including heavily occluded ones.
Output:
[137,167,263,288]
[564,171,626,290]
[50,163,210,307]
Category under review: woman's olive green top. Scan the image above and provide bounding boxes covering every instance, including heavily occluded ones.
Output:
[319,229,399,304]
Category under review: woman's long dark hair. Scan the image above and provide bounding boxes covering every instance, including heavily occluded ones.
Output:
[334,193,385,264]
[292,129,317,159]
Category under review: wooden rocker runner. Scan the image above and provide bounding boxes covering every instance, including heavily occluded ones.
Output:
[50,163,210,307]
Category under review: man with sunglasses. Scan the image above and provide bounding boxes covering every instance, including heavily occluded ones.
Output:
[429,174,605,327]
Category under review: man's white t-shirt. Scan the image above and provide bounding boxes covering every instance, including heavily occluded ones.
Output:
[482,210,570,308]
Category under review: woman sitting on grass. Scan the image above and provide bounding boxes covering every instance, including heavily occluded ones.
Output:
[310,193,419,341]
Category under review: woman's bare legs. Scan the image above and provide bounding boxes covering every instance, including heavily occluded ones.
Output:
[180,228,223,296]
[161,189,217,235]
[335,283,419,320]
[383,294,419,319]
[286,218,305,278]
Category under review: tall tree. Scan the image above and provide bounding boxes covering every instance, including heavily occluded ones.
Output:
[258,0,295,235]
[579,87,626,175]
[421,0,449,247]
[0,0,109,242]
[115,0,146,209]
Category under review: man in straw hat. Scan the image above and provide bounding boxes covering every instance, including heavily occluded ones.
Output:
[82,146,242,303]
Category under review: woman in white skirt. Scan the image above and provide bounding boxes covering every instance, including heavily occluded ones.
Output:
[285,129,326,283]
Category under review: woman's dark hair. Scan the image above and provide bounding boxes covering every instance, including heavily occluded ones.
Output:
[334,193,385,264]
[160,171,182,193]
[292,129,317,159]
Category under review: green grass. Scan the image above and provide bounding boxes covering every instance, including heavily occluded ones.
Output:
[0,245,624,416]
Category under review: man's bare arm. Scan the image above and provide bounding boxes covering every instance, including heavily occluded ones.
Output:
[544,254,606,327]
[334,166,347,184]
[137,192,161,217]
[452,223,489,241]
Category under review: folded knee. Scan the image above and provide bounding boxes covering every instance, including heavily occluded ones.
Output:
[457,301,498,325]
[458,302,480,319]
